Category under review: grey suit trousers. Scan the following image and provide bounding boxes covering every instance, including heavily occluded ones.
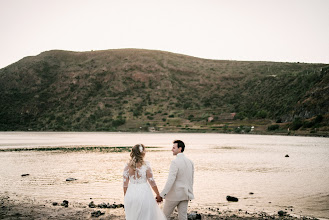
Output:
[163,200,188,220]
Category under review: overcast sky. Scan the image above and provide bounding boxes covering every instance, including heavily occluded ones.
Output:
[0,0,329,69]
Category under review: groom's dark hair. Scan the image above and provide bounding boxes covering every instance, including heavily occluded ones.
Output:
[173,140,185,152]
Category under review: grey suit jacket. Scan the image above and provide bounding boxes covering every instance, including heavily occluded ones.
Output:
[160,153,194,201]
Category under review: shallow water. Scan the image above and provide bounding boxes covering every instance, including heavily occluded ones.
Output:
[0,132,328,219]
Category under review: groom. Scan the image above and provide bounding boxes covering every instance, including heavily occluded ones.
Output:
[157,140,194,220]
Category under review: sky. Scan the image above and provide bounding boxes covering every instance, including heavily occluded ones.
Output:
[0,0,329,69]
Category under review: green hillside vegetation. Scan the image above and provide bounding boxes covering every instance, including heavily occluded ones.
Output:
[0,49,328,136]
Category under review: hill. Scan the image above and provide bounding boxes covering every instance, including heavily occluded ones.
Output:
[0,49,328,135]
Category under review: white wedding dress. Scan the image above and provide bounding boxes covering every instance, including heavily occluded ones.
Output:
[123,161,166,220]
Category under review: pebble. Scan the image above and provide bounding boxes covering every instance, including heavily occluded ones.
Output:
[91,210,104,217]
[88,201,96,208]
[61,200,69,208]
[278,210,287,216]
[226,195,239,202]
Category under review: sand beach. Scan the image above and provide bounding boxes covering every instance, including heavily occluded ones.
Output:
[1,132,328,219]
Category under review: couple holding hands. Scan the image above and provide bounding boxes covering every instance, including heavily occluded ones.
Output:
[123,140,194,220]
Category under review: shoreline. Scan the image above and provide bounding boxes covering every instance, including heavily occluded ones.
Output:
[0,130,328,138]
[0,193,322,220]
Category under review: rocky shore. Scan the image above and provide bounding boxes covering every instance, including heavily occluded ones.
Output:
[0,194,319,220]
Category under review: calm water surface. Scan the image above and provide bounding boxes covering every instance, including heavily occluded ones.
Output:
[0,132,328,219]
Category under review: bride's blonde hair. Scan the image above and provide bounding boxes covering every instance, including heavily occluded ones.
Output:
[128,144,145,170]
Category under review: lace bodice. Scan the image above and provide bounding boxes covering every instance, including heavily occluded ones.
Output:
[123,161,157,188]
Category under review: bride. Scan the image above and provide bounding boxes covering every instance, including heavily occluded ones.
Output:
[123,144,166,220]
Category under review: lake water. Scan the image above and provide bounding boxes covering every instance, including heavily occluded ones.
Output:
[0,132,328,219]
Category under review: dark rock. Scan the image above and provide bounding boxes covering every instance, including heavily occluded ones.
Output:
[285,154,289,157]
[89,201,96,208]
[226,195,239,202]
[97,203,109,208]
[91,210,105,217]
[278,210,287,216]
[21,174,30,177]
[66,178,77,181]
[61,200,69,207]
[89,202,124,209]
[188,213,196,220]
[52,202,58,206]
[188,213,202,220]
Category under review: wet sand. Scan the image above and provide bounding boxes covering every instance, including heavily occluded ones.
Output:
[0,193,318,220]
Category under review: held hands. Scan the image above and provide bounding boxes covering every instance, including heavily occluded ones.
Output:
[155,195,163,204]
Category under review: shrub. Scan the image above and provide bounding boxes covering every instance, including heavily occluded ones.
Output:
[169,114,174,118]
[268,124,280,131]
[303,115,323,128]
[188,115,194,120]
[112,118,125,127]
[203,99,211,107]
[290,118,303,130]
[256,110,267,119]
[133,109,142,117]
[183,103,192,109]
[147,116,154,120]
[244,126,251,133]
[315,115,323,124]
[303,120,315,128]
[234,127,242,133]
[234,112,246,120]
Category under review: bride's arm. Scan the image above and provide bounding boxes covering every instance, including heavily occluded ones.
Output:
[146,162,162,201]
[123,164,129,196]
[152,185,162,202]
[123,186,128,196]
